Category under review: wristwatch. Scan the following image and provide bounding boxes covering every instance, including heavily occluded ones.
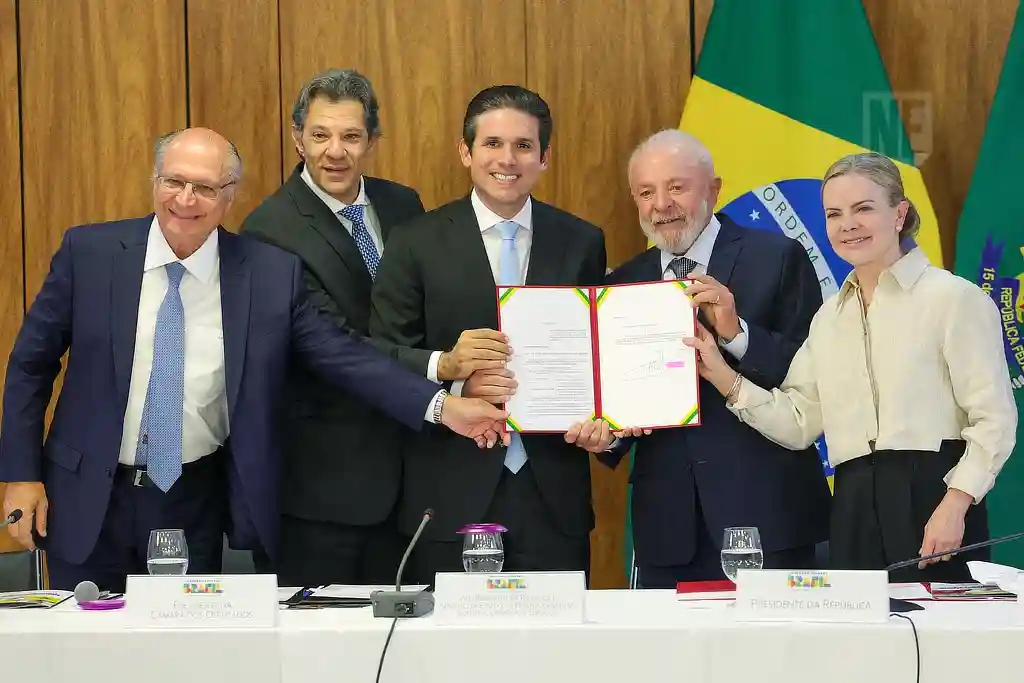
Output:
[432,390,449,424]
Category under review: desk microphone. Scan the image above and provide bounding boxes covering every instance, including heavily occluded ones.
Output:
[370,508,436,618]
[884,530,1024,572]
[0,509,23,528]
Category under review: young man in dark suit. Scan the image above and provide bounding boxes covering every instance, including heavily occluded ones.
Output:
[591,129,832,587]
[369,85,610,584]
[241,69,441,586]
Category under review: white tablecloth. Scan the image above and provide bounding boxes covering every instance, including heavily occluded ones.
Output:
[2,589,1021,683]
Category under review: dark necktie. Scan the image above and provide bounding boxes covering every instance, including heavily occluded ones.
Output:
[668,256,698,279]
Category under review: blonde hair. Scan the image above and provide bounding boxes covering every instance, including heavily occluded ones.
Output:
[822,152,920,244]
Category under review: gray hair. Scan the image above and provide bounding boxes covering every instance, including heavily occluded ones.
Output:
[628,129,715,185]
[152,129,243,185]
[823,152,921,243]
[291,68,381,137]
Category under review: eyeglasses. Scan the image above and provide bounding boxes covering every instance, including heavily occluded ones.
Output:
[156,176,234,201]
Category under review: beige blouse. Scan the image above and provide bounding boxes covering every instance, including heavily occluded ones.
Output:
[728,247,1018,502]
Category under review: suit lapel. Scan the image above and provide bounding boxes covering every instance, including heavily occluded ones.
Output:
[447,197,497,288]
[525,201,567,285]
[638,247,664,282]
[218,229,250,421]
[111,220,150,404]
[706,214,742,285]
[285,167,372,292]
[364,177,399,241]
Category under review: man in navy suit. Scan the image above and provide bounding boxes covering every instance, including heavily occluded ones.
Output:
[587,129,832,587]
[0,127,507,591]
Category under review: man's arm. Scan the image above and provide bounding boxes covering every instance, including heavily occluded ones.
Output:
[0,230,75,483]
[289,259,439,430]
[734,238,822,389]
[300,267,429,375]
[288,259,508,442]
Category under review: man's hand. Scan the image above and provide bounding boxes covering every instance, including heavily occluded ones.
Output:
[440,395,511,447]
[685,274,741,341]
[437,329,511,381]
[3,482,48,550]
[463,368,517,404]
[919,488,973,568]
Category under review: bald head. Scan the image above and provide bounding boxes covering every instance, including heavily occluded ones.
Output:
[154,127,242,186]
[628,129,715,188]
[151,127,242,259]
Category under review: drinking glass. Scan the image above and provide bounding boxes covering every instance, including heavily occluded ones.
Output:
[147,529,189,575]
[457,523,507,572]
[721,527,763,582]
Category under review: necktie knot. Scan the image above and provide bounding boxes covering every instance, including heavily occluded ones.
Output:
[669,256,698,280]
[339,204,365,224]
[498,220,519,241]
[165,261,186,289]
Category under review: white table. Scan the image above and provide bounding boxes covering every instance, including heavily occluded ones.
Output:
[2,590,1020,683]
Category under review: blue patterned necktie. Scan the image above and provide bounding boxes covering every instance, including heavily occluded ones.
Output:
[135,262,187,492]
[497,220,528,474]
[339,205,381,279]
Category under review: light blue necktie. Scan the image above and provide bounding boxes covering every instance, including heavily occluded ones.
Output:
[339,205,381,279]
[135,262,186,492]
[497,220,528,474]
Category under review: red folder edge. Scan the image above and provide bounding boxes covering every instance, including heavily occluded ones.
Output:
[589,286,602,421]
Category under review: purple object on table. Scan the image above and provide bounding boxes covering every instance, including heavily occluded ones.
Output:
[78,598,126,610]
[456,523,508,534]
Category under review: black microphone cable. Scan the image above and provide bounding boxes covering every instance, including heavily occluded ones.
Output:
[889,612,920,683]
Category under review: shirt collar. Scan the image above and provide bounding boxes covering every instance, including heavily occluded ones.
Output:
[660,213,721,275]
[145,215,219,285]
[470,188,533,233]
[835,246,931,310]
[300,164,369,215]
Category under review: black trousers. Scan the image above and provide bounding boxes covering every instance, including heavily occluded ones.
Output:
[47,453,226,592]
[830,441,988,583]
[637,485,817,588]
[275,510,406,587]
[410,462,590,587]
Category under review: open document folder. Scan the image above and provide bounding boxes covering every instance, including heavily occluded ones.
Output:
[497,280,701,433]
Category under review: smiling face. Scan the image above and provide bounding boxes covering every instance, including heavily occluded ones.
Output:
[822,172,907,270]
[458,107,548,218]
[153,129,236,256]
[293,96,375,204]
[629,145,721,254]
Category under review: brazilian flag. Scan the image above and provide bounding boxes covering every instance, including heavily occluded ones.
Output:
[624,0,942,583]
[953,3,1024,566]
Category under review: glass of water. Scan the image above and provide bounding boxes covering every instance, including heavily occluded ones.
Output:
[147,529,189,575]
[721,527,763,582]
[457,523,507,572]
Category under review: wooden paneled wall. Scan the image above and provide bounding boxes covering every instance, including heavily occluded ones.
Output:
[0,0,1019,587]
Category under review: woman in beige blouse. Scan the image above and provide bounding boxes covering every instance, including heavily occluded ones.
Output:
[685,152,1018,581]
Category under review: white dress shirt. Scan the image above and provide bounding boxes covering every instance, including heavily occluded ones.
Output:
[659,215,749,359]
[728,247,1018,502]
[300,165,384,255]
[444,190,533,393]
[117,218,228,465]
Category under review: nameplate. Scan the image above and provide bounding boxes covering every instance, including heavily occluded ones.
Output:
[734,569,888,623]
[433,571,585,625]
[125,574,278,629]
